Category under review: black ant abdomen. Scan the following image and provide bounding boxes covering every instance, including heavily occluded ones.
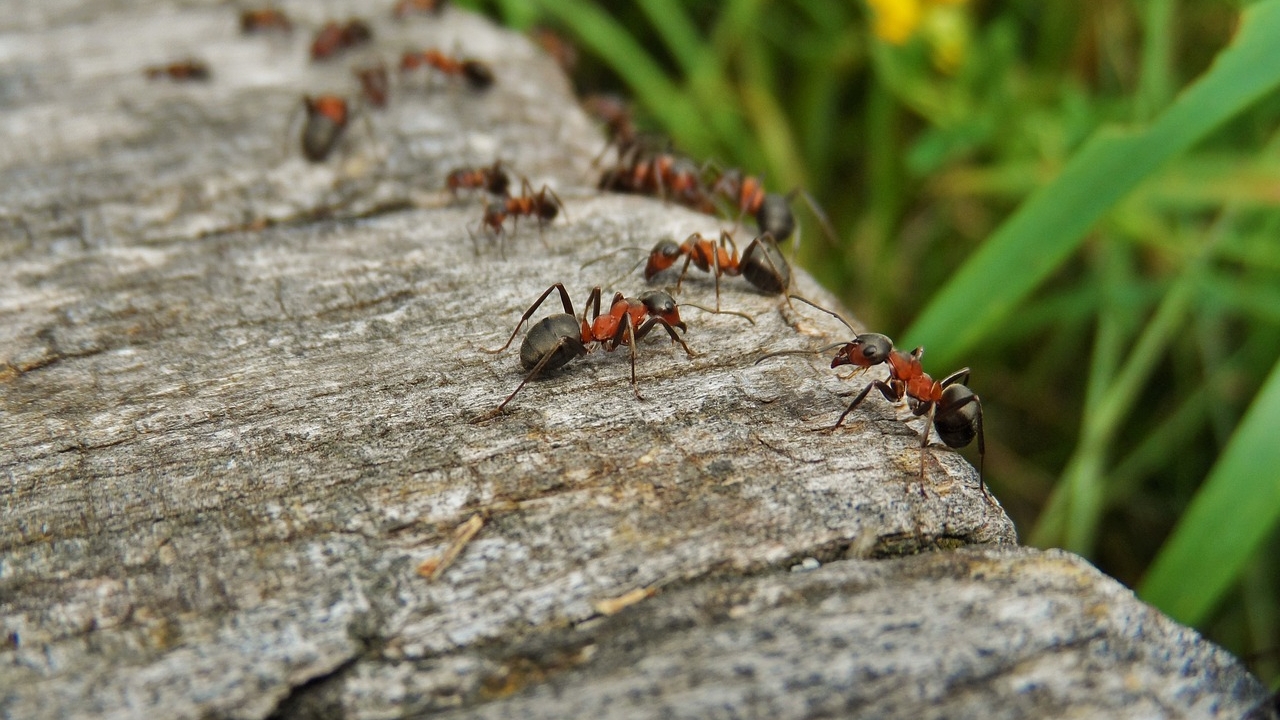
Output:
[520,314,586,372]
[740,234,790,294]
[934,384,981,450]
[755,193,795,243]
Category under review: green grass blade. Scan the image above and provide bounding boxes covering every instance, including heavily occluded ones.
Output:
[902,0,1280,369]
[1138,355,1280,625]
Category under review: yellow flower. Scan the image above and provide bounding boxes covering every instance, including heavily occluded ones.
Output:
[866,0,971,73]
[866,0,923,45]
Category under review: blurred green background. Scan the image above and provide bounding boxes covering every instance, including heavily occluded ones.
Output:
[456,0,1280,684]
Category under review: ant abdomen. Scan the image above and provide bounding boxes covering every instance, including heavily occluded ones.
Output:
[519,315,585,372]
[740,234,790,294]
[935,384,980,449]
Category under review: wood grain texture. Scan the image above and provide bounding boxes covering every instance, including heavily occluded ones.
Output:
[0,2,1269,719]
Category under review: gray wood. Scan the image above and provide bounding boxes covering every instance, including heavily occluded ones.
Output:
[0,2,1270,719]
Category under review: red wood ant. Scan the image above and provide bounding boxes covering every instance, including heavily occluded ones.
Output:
[583,94,637,166]
[311,19,373,61]
[447,160,509,197]
[400,49,494,91]
[600,151,715,214]
[393,0,447,18]
[354,63,390,108]
[710,169,837,246]
[240,8,291,33]
[756,297,988,498]
[298,95,351,162]
[475,179,567,237]
[144,60,210,82]
[472,283,696,421]
[644,231,791,310]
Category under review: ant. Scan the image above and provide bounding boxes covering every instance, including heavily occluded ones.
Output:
[583,94,637,166]
[240,8,292,33]
[400,50,494,91]
[354,63,390,108]
[144,60,210,82]
[644,231,790,310]
[297,95,352,162]
[475,178,567,238]
[447,160,510,197]
[600,151,715,214]
[472,283,695,421]
[311,19,373,61]
[393,0,447,18]
[756,296,988,498]
[709,169,837,246]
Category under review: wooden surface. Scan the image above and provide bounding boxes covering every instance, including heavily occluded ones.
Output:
[0,2,1271,719]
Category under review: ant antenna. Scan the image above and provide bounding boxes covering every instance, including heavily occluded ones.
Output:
[754,342,849,365]
[679,302,755,325]
[787,294,857,335]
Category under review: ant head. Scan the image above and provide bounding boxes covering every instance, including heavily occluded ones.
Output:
[638,290,686,331]
[644,240,681,280]
[831,333,893,369]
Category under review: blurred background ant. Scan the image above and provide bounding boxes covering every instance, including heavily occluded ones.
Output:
[400,49,494,91]
[289,95,376,164]
[644,230,791,310]
[473,178,567,243]
[144,59,210,82]
[240,8,291,34]
[311,19,372,61]
[447,160,510,198]
[471,283,696,421]
[393,0,448,18]
[756,296,987,499]
[354,63,390,109]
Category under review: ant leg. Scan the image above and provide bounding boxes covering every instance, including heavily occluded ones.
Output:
[939,366,972,388]
[633,317,696,357]
[916,402,939,498]
[483,283,575,353]
[831,379,895,430]
[624,319,643,400]
[583,286,604,332]
[471,336,574,422]
[787,295,858,335]
[937,391,990,501]
[675,252,695,295]
[788,187,841,252]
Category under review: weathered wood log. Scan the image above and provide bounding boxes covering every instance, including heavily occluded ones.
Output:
[0,2,1271,719]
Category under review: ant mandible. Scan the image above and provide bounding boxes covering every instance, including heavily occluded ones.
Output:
[756,296,988,498]
[710,169,837,246]
[471,283,696,421]
[446,160,510,198]
[400,49,495,91]
[644,231,791,310]
[475,178,567,238]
